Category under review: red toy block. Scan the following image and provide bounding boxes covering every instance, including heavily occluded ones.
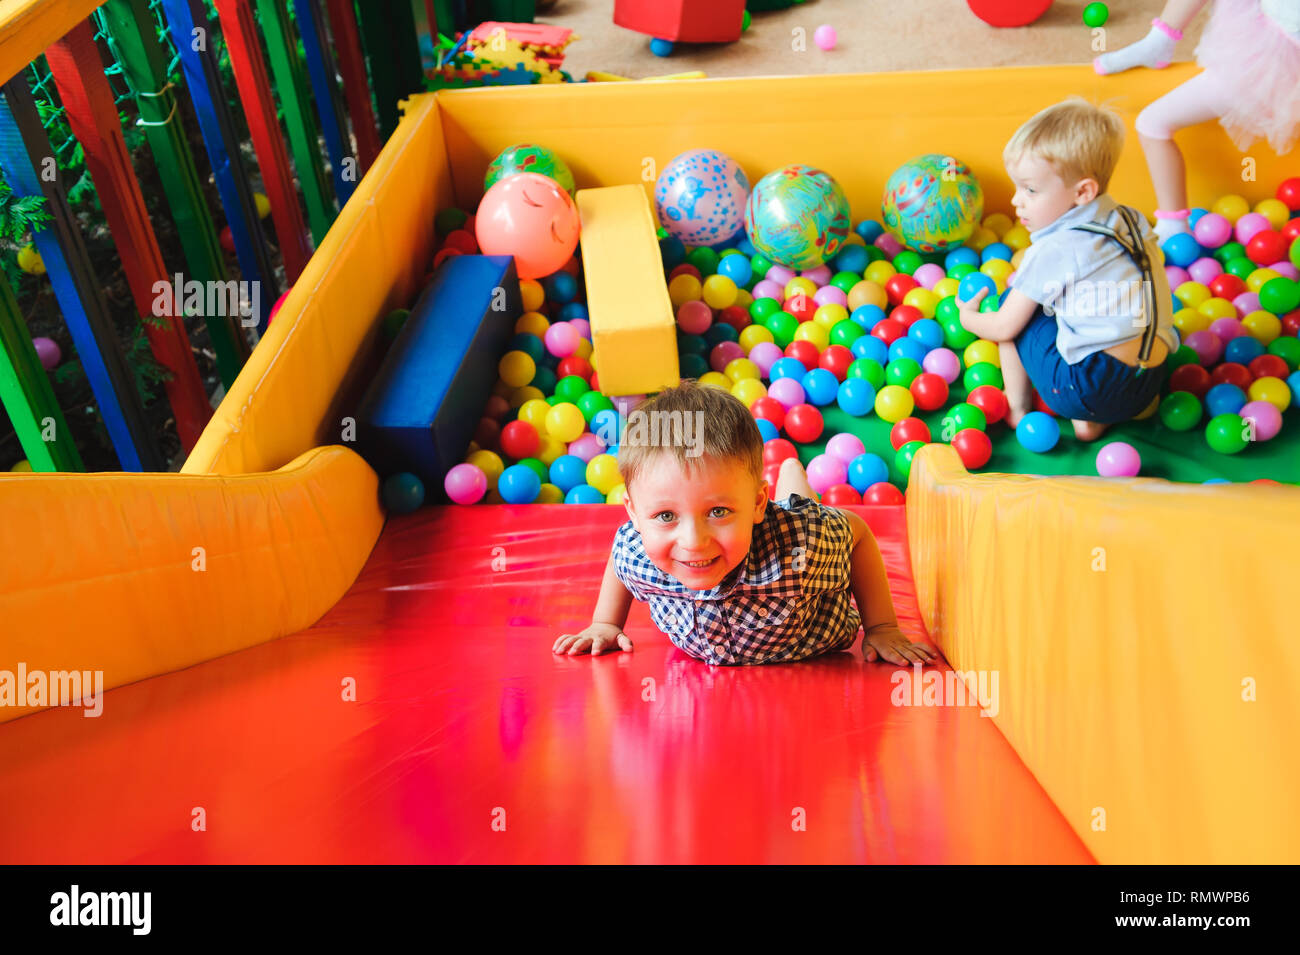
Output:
[614,0,747,43]
[968,0,1053,28]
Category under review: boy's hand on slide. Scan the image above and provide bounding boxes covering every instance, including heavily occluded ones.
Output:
[863,624,936,666]
[553,623,633,656]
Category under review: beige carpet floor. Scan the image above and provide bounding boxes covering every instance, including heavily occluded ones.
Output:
[537,0,1212,79]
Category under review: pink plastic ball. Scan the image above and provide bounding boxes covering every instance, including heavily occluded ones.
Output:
[709,341,746,373]
[1193,212,1232,248]
[33,336,61,370]
[1210,316,1245,342]
[913,263,946,289]
[752,279,784,302]
[801,265,832,285]
[568,433,606,462]
[825,432,866,463]
[874,233,904,258]
[1165,266,1190,289]
[677,300,713,335]
[813,286,849,308]
[1234,212,1271,245]
[767,376,807,410]
[1096,441,1141,477]
[268,289,291,326]
[814,25,837,50]
[544,321,580,357]
[1232,292,1261,315]
[748,341,783,375]
[806,453,847,492]
[1187,258,1222,285]
[444,463,488,505]
[922,347,962,384]
[1185,329,1223,365]
[568,318,591,339]
[475,173,580,280]
[1268,261,1300,280]
[1239,399,1283,441]
[613,394,645,416]
[767,264,796,286]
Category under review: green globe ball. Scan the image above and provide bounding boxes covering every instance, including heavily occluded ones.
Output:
[948,263,978,282]
[766,311,798,348]
[886,357,923,388]
[751,254,773,278]
[686,246,719,277]
[942,314,978,350]
[577,390,614,423]
[895,440,926,481]
[936,295,961,323]
[1167,344,1200,370]
[1159,390,1203,431]
[1258,276,1300,315]
[484,143,575,197]
[893,250,923,276]
[1224,256,1256,280]
[555,374,590,401]
[1083,3,1109,28]
[1206,412,1249,454]
[519,457,548,482]
[830,319,864,347]
[1213,242,1246,265]
[964,361,1004,392]
[382,308,410,340]
[1267,335,1300,371]
[831,271,861,294]
[943,402,987,438]
[848,358,886,389]
[750,297,781,322]
[1291,236,1300,270]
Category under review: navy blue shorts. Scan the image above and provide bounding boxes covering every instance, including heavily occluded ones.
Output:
[1015,308,1168,423]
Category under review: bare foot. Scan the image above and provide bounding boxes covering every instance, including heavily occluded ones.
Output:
[1072,419,1110,442]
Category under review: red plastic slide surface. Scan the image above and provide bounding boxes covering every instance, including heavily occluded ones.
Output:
[0,505,1091,863]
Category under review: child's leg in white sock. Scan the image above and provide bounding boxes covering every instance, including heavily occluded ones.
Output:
[1095,23,1179,75]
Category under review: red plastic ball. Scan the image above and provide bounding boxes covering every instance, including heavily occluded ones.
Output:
[864,482,905,505]
[762,461,783,498]
[1249,354,1290,380]
[762,437,798,466]
[819,344,854,380]
[1168,363,1212,398]
[484,394,510,420]
[884,273,919,306]
[870,318,906,345]
[1283,219,1300,245]
[910,372,950,411]
[1277,177,1300,212]
[1210,361,1252,390]
[443,229,479,254]
[784,403,824,443]
[966,384,1009,425]
[784,339,821,370]
[668,264,702,283]
[500,419,540,459]
[951,428,993,469]
[474,417,501,451]
[589,371,601,392]
[890,304,923,329]
[785,297,815,322]
[1209,273,1246,301]
[1032,390,1059,416]
[433,247,462,269]
[1246,230,1288,266]
[1282,311,1300,337]
[557,356,593,380]
[718,305,750,330]
[822,483,863,506]
[751,396,787,430]
[890,416,931,450]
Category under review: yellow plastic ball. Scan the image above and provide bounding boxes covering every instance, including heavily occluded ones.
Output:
[1134,394,1160,420]
[964,339,1001,368]
[16,244,45,275]
[518,398,552,432]
[784,277,818,302]
[254,192,271,219]
[734,288,754,310]
[1174,281,1211,309]
[875,384,915,423]
[848,280,889,311]
[605,484,627,505]
[466,441,481,455]
[1212,194,1250,223]
[10,459,33,472]
[1196,297,1236,321]
[1246,268,1281,293]
[1248,376,1291,412]
[519,280,546,313]
[724,357,760,382]
[703,274,738,309]
[536,436,566,467]
[981,259,1014,289]
[1255,198,1290,230]
[982,212,1014,237]
[545,402,586,443]
[697,371,732,390]
[739,324,775,350]
[1172,307,1211,336]
[731,377,767,406]
[516,311,549,337]
[844,232,866,247]
[498,350,536,388]
[573,338,593,360]
[466,450,504,488]
[864,261,897,285]
[1001,224,1032,252]
[966,226,998,252]
[813,303,849,329]
[484,489,505,505]
[1010,248,1026,269]
[903,288,940,319]
[510,385,543,408]
[1241,310,1282,344]
[586,454,621,494]
[792,321,830,350]
[537,483,565,503]
[668,273,702,307]
[932,277,960,299]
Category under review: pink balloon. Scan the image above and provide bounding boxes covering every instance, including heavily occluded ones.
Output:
[1240,400,1282,441]
[800,265,832,285]
[1187,257,1222,285]
[475,173,579,279]
[32,336,61,370]
[544,321,580,357]
[1234,212,1270,245]
[922,347,962,384]
[806,453,847,493]
[1185,329,1223,366]
[709,341,745,372]
[1193,212,1232,248]
[752,279,784,302]
[825,432,866,463]
[1096,441,1141,477]
[677,300,713,335]
[568,433,606,462]
[913,263,946,289]
[767,376,806,410]
[444,463,487,505]
[748,341,783,375]
[813,286,849,308]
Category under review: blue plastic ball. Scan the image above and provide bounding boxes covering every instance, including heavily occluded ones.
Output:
[944,247,979,271]
[1203,477,1231,484]
[544,271,578,304]
[1224,336,1264,365]
[499,464,542,504]
[981,242,1012,263]
[837,378,875,416]
[769,356,808,382]
[659,235,685,268]
[677,331,707,355]
[851,303,887,331]
[855,220,885,243]
[1161,232,1202,269]
[736,236,756,257]
[679,353,709,378]
[717,254,753,286]
[832,245,870,275]
[549,454,587,493]
[889,337,928,365]
[704,323,738,346]
[1016,411,1060,453]
[957,271,998,304]
[907,318,945,351]
[802,368,840,405]
[649,37,675,57]
[756,418,780,442]
[848,452,890,492]
[1288,370,1300,408]
[382,472,425,514]
[531,367,557,395]
[509,332,546,363]
[590,409,624,445]
[1205,382,1247,417]
[1188,207,1209,230]
[850,334,889,364]
[558,302,588,322]
[565,484,605,504]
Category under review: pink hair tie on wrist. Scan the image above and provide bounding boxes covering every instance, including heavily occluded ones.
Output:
[1152,18,1184,41]
[1155,208,1191,219]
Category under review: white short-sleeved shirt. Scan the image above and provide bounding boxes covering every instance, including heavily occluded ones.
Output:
[1008,194,1178,365]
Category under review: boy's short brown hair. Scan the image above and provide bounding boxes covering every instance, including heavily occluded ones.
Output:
[616,380,763,495]
[1004,96,1126,194]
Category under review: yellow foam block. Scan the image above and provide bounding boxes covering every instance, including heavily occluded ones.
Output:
[576,185,679,396]
[907,443,1300,864]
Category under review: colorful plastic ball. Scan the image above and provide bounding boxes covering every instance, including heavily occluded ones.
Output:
[1248,375,1292,412]
[1239,400,1282,441]
[1205,413,1249,454]
[822,484,862,506]
[382,472,425,513]
[655,150,751,247]
[864,482,905,505]
[751,395,787,430]
[568,432,606,463]
[826,432,867,464]
[585,454,622,495]
[1211,362,1252,391]
[1095,442,1140,477]
[763,437,799,466]
[33,336,61,370]
[881,154,984,254]
[549,454,589,493]
[784,403,825,443]
[1016,411,1060,453]
[1288,369,1300,407]
[1259,276,1300,315]
[718,253,753,287]
[837,377,876,416]
[745,164,850,269]
[497,464,541,504]
[565,484,606,503]
[951,428,992,469]
[498,350,537,389]
[909,372,950,411]
[444,463,488,505]
[892,440,925,481]
[1205,382,1247,417]
[965,385,1009,425]
[963,361,1004,392]
[768,376,807,410]
[801,368,840,405]
[1224,335,1265,365]
[545,403,586,443]
[1157,390,1202,431]
[1184,329,1223,366]
[485,143,575,197]
[820,344,856,380]
[1195,212,1233,249]
[649,38,675,57]
[885,357,923,388]
[846,453,888,492]
[807,453,848,493]
[1168,363,1212,398]
[1161,233,1202,268]
[922,347,962,383]
[769,356,808,384]
[874,384,915,423]
[544,270,578,304]
[814,24,837,50]
[475,173,580,280]
[1268,336,1300,371]
[957,271,997,306]
[756,418,780,442]
[889,336,928,367]
[1082,2,1109,27]
[500,420,540,460]
[543,321,581,358]
[1248,231,1289,266]
[851,335,889,367]
[890,417,931,450]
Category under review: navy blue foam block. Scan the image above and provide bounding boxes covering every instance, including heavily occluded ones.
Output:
[357,254,520,488]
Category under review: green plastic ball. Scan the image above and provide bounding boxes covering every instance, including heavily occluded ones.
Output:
[830,319,864,347]
[893,250,923,276]
[942,402,987,438]
[686,246,719,277]
[751,254,773,278]
[862,245,885,264]
[1158,390,1203,431]
[1259,276,1300,315]
[1082,3,1109,28]
[886,357,923,388]
[1267,335,1300,371]
[1213,242,1246,265]
[831,271,861,294]
[848,358,886,389]
[979,295,1001,313]
[555,374,590,401]
[1291,236,1300,270]
[750,297,782,322]
[1167,344,1200,370]
[519,457,548,482]
[1224,256,1256,280]
[1205,412,1249,454]
[766,311,798,348]
[948,263,978,282]
[895,440,926,481]
[942,315,978,350]
[963,361,1004,391]
[935,295,961,323]
[577,390,614,422]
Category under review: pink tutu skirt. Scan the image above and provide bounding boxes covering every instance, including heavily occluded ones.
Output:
[1196,0,1300,153]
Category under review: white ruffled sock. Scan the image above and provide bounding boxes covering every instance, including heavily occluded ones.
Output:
[1094,24,1179,75]
[1155,215,1191,243]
